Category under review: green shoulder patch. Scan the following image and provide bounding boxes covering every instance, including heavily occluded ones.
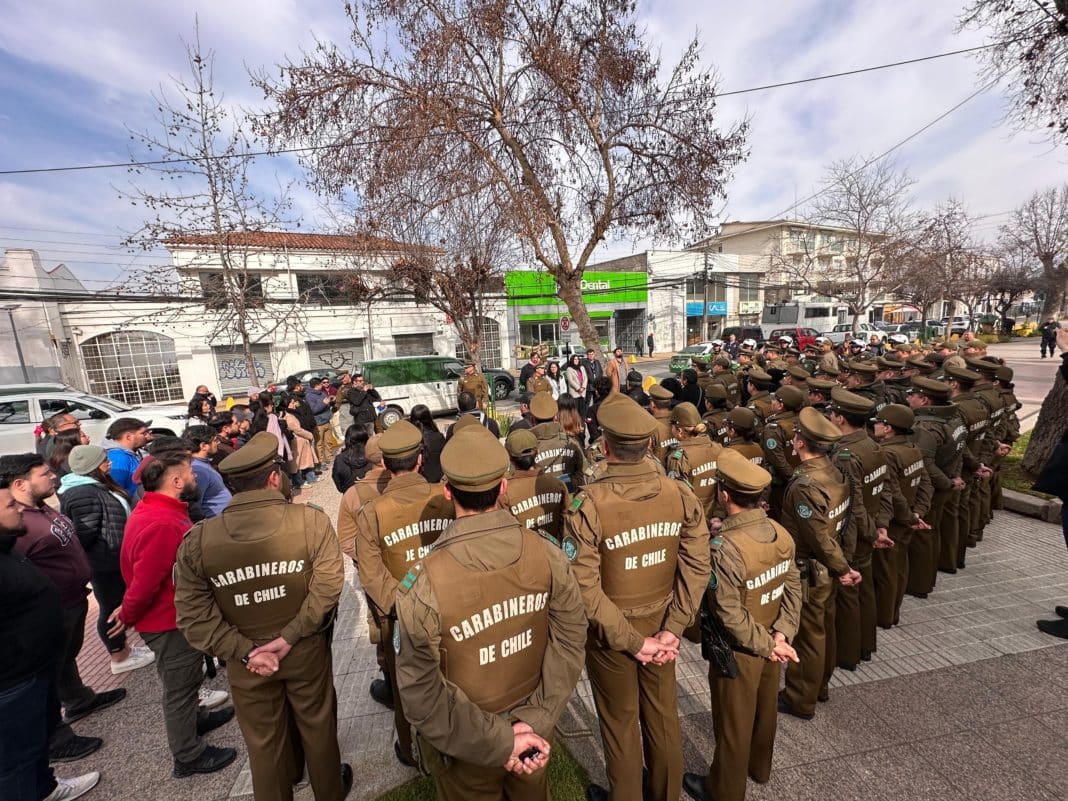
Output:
[710,535,724,548]
[672,449,684,459]
[398,564,423,594]
[543,533,561,548]
[569,496,584,511]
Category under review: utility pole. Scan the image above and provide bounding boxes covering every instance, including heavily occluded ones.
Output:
[2,304,30,383]
[702,247,711,341]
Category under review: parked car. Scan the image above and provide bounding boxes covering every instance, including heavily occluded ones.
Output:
[720,326,765,345]
[670,342,717,373]
[361,356,515,427]
[821,322,887,345]
[767,327,821,350]
[0,384,188,455]
[943,316,972,335]
[291,368,346,385]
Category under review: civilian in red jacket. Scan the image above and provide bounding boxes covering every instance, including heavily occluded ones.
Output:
[0,453,124,765]
[109,451,237,778]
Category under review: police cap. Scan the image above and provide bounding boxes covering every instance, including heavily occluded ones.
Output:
[706,383,728,400]
[962,339,987,351]
[713,355,732,369]
[365,434,384,465]
[716,448,771,494]
[874,403,914,432]
[944,365,981,386]
[728,406,757,432]
[829,386,875,415]
[876,356,903,370]
[787,364,811,381]
[529,391,558,421]
[907,355,936,373]
[379,420,423,458]
[626,370,643,384]
[505,429,539,458]
[797,406,843,444]
[846,360,879,376]
[748,367,773,386]
[806,376,838,393]
[909,376,951,400]
[598,392,657,442]
[669,402,702,427]
[995,365,1014,383]
[648,384,674,401]
[965,357,999,377]
[816,363,841,377]
[441,426,510,491]
[775,385,805,411]
[219,431,280,477]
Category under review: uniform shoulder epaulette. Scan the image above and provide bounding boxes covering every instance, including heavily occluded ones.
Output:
[836,448,852,460]
[568,495,584,512]
[397,563,424,594]
[671,449,684,459]
[541,532,561,548]
[305,502,325,514]
[182,520,205,540]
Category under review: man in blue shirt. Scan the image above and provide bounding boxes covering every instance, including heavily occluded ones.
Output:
[104,418,149,500]
[180,426,232,519]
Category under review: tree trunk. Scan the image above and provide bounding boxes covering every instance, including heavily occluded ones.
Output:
[1042,271,1067,317]
[1020,365,1068,474]
[557,273,601,356]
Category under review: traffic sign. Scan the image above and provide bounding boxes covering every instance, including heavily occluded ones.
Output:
[560,316,570,332]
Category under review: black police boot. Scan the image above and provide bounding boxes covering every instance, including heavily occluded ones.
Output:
[777,691,814,721]
[1036,618,1068,640]
[369,675,394,710]
[860,650,873,662]
[173,745,238,778]
[394,741,416,767]
[586,784,610,801]
[1054,605,1068,619]
[341,763,354,798]
[682,772,715,801]
[196,706,235,736]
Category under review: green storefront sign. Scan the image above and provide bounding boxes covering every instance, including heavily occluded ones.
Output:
[505,271,648,307]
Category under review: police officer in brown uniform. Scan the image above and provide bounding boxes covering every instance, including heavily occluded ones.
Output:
[964,357,1004,545]
[682,450,802,801]
[870,405,933,628]
[761,385,803,520]
[527,364,552,396]
[992,365,1022,511]
[564,393,710,801]
[805,376,837,412]
[703,383,733,446]
[393,425,587,801]
[499,429,570,544]
[826,388,895,669]
[778,409,860,719]
[457,360,490,410]
[905,377,966,598]
[942,366,988,572]
[844,360,888,411]
[174,432,350,801]
[530,392,587,492]
[354,421,455,765]
[745,368,775,432]
[725,407,764,467]
[712,355,740,408]
[664,402,724,523]
[648,384,678,462]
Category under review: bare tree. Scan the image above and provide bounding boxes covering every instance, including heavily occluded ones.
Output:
[254,0,747,353]
[998,185,1068,317]
[770,158,914,331]
[986,244,1038,332]
[960,0,1068,143]
[121,32,304,384]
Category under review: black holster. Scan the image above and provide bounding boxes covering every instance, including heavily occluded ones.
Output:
[700,607,739,679]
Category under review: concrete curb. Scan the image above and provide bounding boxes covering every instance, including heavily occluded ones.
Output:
[1001,488,1064,524]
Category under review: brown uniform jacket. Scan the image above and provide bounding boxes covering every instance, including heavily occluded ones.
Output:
[746,391,774,432]
[499,466,570,544]
[880,436,933,524]
[709,508,802,654]
[953,392,989,475]
[703,409,731,446]
[664,434,723,521]
[761,411,799,486]
[726,439,765,468]
[533,422,587,490]
[651,408,677,463]
[337,466,390,561]
[830,430,893,559]
[564,461,710,655]
[912,406,965,491]
[527,375,552,395]
[354,472,454,616]
[457,373,490,406]
[780,456,851,577]
[394,510,587,767]
[174,489,345,662]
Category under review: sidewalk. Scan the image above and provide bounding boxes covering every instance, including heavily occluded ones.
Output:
[66,484,1068,801]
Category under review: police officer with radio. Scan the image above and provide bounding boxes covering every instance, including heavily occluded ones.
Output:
[530,393,587,491]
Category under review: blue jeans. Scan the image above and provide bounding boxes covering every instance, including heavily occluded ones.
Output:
[0,672,56,801]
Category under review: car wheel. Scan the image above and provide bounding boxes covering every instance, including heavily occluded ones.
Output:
[379,407,404,428]
[494,379,511,401]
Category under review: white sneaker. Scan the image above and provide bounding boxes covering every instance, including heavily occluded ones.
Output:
[198,687,230,709]
[44,771,100,801]
[110,647,155,675]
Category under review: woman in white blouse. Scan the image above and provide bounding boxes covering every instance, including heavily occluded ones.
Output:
[564,353,589,416]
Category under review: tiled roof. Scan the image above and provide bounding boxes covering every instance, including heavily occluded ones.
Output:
[164,231,413,252]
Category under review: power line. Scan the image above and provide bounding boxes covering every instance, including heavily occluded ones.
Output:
[0,39,1017,178]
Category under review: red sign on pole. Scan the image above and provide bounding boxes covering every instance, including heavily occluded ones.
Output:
[560,316,570,332]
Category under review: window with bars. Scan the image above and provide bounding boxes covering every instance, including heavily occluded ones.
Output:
[80,331,184,406]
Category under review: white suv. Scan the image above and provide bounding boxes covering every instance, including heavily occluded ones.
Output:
[0,384,188,455]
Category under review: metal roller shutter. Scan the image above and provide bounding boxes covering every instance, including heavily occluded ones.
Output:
[212,345,273,395]
[306,338,365,375]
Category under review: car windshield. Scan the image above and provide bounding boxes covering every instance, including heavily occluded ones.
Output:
[679,345,707,354]
[77,394,132,413]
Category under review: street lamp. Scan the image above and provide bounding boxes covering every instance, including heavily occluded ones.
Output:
[2,304,30,383]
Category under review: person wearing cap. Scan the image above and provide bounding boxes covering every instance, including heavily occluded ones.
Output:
[876,357,909,406]
[499,429,570,544]
[941,343,966,372]
[724,407,764,467]
[104,417,150,501]
[843,360,887,412]
[511,392,536,432]
[761,386,804,520]
[527,362,552,396]
[905,377,966,599]
[992,365,1022,512]
[870,405,933,629]
[529,392,587,492]
[744,369,775,433]
[701,383,733,447]
[942,366,990,573]
[778,408,860,720]
[664,402,724,524]
[965,358,1007,547]
[174,432,350,800]
[827,388,894,670]
[457,360,490,410]
[393,425,587,801]
[782,363,811,390]
[711,355,741,408]
[354,421,455,766]
[648,384,678,462]
[625,369,650,408]
[682,450,801,801]
[562,393,709,801]
[804,376,836,412]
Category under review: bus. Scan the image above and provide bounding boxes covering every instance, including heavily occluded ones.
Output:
[760,298,849,340]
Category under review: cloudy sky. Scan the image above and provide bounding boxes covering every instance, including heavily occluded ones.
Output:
[1,0,1063,288]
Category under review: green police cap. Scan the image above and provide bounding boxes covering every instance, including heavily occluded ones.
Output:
[797,406,843,444]
[379,420,423,458]
[505,429,539,458]
[648,384,674,401]
[907,355,936,373]
[669,402,702,427]
[876,356,903,371]
[962,339,987,351]
[787,364,811,381]
[529,391,558,421]
[944,365,981,386]
[965,357,999,377]
[806,376,838,393]
[219,431,280,477]
[728,406,757,432]
[716,448,772,494]
[713,355,732,369]
[874,403,914,432]
[829,386,875,415]
[775,385,805,411]
[846,360,879,376]
[995,365,1014,383]
[909,376,951,400]
[441,426,510,491]
[748,367,773,385]
[706,383,728,400]
[816,363,841,377]
[598,392,658,442]
[690,355,710,367]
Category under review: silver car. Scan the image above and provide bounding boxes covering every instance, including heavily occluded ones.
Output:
[0,383,188,455]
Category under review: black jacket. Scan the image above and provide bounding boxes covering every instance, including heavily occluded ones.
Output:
[332,446,371,493]
[418,426,446,483]
[346,386,382,425]
[0,536,63,690]
[58,481,130,574]
[288,391,318,433]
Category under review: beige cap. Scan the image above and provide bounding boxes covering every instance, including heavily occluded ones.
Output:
[599,392,657,442]
[505,429,539,458]
[379,420,423,458]
[440,426,509,491]
[717,448,772,493]
[529,392,558,421]
[796,406,843,444]
[669,402,702,427]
